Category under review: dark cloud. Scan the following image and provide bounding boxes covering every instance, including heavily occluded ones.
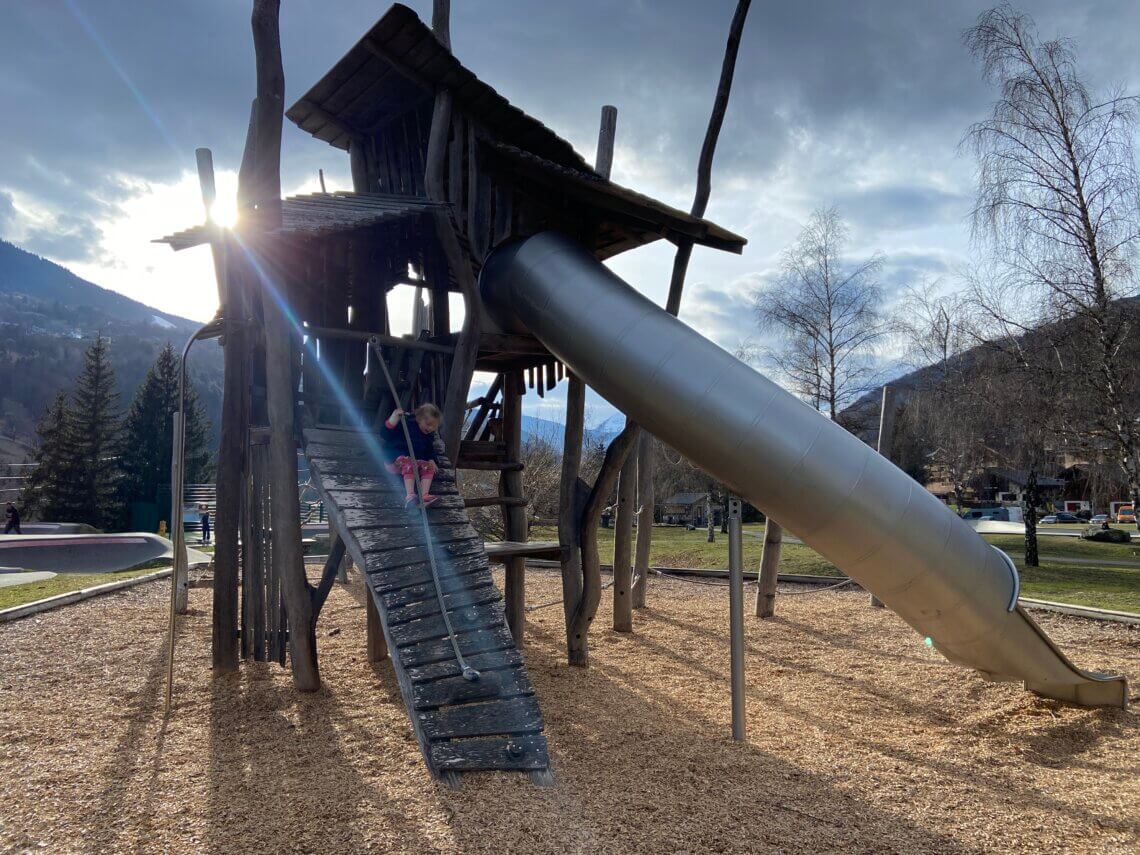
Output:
[3,0,1140,332]
[21,211,106,264]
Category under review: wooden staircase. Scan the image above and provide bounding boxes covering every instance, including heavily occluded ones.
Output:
[301,425,552,785]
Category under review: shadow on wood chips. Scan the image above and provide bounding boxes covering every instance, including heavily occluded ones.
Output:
[0,567,1136,853]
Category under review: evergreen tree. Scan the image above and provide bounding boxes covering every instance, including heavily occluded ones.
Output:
[20,392,73,520]
[119,344,212,519]
[58,334,123,529]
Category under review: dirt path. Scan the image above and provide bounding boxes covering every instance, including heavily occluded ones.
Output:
[0,570,1136,853]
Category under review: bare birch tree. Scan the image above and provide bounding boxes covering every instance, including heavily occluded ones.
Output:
[963,4,1140,528]
[752,206,890,428]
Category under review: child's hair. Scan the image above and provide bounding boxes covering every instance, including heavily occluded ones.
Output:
[415,403,442,422]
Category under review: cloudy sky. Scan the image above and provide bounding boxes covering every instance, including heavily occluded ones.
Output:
[3,0,1140,421]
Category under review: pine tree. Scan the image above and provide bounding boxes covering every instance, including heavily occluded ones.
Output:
[20,393,73,520]
[58,334,123,529]
[119,344,212,519]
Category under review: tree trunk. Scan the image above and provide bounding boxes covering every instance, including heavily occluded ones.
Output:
[1023,468,1039,568]
[706,492,715,543]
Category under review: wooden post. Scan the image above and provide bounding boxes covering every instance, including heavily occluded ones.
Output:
[559,373,586,660]
[595,105,617,178]
[365,592,388,661]
[248,0,319,691]
[870,385,897,608]
[755,517,782,618]
[501,371,527,644]
[423,0,479,461]
[632,430,653,608]
[612,453,635,631]
[212,241,246,671]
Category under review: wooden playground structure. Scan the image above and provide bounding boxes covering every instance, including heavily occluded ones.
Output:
[160,0,1127,789]
[160,1,747,783]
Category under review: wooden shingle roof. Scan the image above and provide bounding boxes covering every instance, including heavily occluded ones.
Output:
[286,4,590,171]
[480,143,746,255]
[155,192,439,251]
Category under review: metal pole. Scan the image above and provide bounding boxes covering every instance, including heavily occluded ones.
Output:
[165,319,223,715]
[727,495,745,741]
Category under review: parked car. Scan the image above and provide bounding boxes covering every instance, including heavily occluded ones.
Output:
[1117,507,1137,524]
[1090,514,1109,525]
[1039,512,1081,525]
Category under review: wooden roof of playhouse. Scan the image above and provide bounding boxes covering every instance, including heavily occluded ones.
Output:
[283,3,745,259]
[158,4,744,268]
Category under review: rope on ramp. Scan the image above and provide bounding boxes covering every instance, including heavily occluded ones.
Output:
[370,337,480,683]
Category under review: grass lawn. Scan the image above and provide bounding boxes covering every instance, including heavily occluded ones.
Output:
[0,566,165,611]
[528,524,1138,613]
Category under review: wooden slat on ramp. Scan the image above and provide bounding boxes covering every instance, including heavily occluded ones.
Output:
[302,426,552,781]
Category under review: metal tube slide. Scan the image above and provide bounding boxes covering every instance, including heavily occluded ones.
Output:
[480,232,1128,708]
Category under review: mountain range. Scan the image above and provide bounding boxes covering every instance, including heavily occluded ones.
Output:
[0,240,224,463]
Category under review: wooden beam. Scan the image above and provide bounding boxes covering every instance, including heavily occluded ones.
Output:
[559,373,586,661]
[366,591,388,662]
[665,0,751,314]
[632,429,653,609]
[312,533,347,617]
[595,105,617,181]
[251,0,319,691]
[755,518,782,618]
[500,371,527,644]
[612,452,635,632]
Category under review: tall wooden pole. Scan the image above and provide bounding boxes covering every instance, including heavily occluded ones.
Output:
[501,372,527,643]
[665,0,751,316]
[247,0,318,690]
[423,0,480,461]
[870,385,897,608]
[558,374,586,654]
[631,430,653,608]
[612,452,636,631]
[561,106,618,664]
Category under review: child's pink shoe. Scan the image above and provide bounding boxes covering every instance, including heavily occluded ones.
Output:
[404,494,417,508]
[420,494,439,507]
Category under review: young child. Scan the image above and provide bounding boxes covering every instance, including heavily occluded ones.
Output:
[380,403,442,507]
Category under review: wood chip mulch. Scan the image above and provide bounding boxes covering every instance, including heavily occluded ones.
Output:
[0,569,1136,854]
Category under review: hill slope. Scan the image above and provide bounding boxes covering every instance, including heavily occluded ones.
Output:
[0,241,223,460]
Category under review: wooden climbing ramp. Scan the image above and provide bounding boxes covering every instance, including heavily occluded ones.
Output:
[301,425,553,784]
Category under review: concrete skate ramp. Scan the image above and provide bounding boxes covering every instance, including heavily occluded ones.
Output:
[481,232,1129,708]
[0,533,210,573]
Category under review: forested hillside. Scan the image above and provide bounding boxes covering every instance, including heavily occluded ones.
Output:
[0,241,223,459]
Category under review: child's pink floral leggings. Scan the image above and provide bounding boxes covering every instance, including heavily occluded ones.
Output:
[387,456,436,477]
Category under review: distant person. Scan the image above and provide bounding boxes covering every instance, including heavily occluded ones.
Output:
[1101,519,1111,531]
[380,404,441,507]
[3,502,20,534]
[198,503,211,544]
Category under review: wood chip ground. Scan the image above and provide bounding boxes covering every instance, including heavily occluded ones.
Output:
[0,569,1136,853]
